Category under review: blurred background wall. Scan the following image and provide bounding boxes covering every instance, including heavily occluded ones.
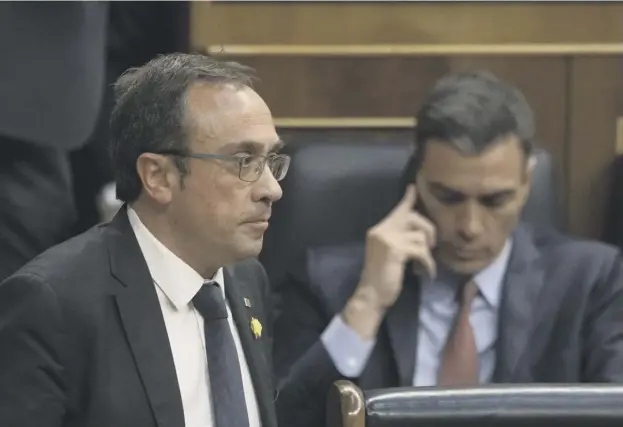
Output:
[190,1,623,240]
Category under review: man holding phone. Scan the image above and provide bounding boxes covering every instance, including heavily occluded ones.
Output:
[273,71,623,427]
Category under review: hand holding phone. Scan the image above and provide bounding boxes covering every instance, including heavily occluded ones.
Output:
[343,185,437,338]
[359,184,437,308]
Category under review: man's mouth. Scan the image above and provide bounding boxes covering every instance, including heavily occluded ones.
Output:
[452,247,484,260]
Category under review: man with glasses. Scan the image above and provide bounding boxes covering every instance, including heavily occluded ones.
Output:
[0,53,288,427]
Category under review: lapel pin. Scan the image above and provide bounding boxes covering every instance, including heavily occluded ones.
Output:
[244,297,252,308]
[250,317,262,339]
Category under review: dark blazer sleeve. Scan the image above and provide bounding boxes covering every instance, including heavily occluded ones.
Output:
[0,273,69,427]
[582,250,623,382]
[273,257,346,427]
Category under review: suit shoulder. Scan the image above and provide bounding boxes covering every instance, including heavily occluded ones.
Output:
[0,225,112,338]
[12,224,110,293]
[530,225,621,270]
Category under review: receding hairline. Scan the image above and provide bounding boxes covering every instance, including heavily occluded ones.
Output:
[182,80,263,118]
[181,81,272,144]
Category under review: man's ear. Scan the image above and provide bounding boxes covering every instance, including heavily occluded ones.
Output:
[522,154,536,186]
[517,155,536,209]
[136,153,177,205]
[528,155,537,173]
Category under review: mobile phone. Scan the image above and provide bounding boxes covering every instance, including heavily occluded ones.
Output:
[400,155,437,278]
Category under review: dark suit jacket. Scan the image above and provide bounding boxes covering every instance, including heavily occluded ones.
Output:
[274,224,623,427]
[0,209,278,427]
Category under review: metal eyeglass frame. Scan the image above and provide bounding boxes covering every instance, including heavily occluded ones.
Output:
[152,149,291,183]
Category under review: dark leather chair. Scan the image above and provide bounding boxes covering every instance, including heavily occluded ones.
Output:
[260,135,564,290]
[603,154,623,249]
[327,380,623,427]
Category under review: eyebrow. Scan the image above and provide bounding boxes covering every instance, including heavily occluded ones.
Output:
[428,182,516,196]
[270,140,286,153]
[221,139,285,154]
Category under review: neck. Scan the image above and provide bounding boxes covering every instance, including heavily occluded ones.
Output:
[130,201,221,279]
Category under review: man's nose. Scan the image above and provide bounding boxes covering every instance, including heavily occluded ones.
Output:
[458,202,484,240]
[255,163,283,203]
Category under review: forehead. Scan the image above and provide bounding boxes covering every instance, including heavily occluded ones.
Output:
[185,82,279,150]
[419,136,526,191]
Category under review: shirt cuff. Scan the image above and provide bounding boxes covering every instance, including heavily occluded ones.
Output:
[320,314,376,378]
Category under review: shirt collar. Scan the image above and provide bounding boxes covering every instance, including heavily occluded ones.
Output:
[127,207,224,310]
[429,238,512,309]
[472,238,512,308]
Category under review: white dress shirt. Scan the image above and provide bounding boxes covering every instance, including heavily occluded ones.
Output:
[128,207,261,427]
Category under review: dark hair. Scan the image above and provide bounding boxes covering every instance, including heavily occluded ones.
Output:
[109,53,257,203]
[412,70,535,170]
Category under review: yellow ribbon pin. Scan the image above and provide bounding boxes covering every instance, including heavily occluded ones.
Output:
[250,317,262,339]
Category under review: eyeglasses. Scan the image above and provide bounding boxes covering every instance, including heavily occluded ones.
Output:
[153,149,291,183]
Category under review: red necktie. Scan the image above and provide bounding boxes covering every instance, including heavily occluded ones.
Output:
[437,280,480,386]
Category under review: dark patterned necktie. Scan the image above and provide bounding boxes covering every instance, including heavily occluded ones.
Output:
[192,281,250,427]
[437,279,480,386]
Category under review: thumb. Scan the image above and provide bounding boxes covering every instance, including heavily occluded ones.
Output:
[398,184,417,211]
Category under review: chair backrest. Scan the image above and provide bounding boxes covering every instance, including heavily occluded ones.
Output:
[603,154,623,248]
[326,380,623,427]
[260,133,563,289]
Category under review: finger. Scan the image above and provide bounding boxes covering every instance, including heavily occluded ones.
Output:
[405,213,437,247]
[396,184,417,212]
[404,245,437,278]
[402,230,428,245]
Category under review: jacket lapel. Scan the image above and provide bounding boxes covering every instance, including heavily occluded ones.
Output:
[224,267,278,427]
[493,225,546,382]
[384,269,421,386]
[106,208,185,427]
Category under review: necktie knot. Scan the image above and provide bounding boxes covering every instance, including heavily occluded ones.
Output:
[192,281,228,320]
[457,279,479,308]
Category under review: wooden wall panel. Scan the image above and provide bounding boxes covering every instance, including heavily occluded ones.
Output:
[567,57,623,239]
[191,2,623,239]
[193,2,623,46]
[227,55,567,166]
